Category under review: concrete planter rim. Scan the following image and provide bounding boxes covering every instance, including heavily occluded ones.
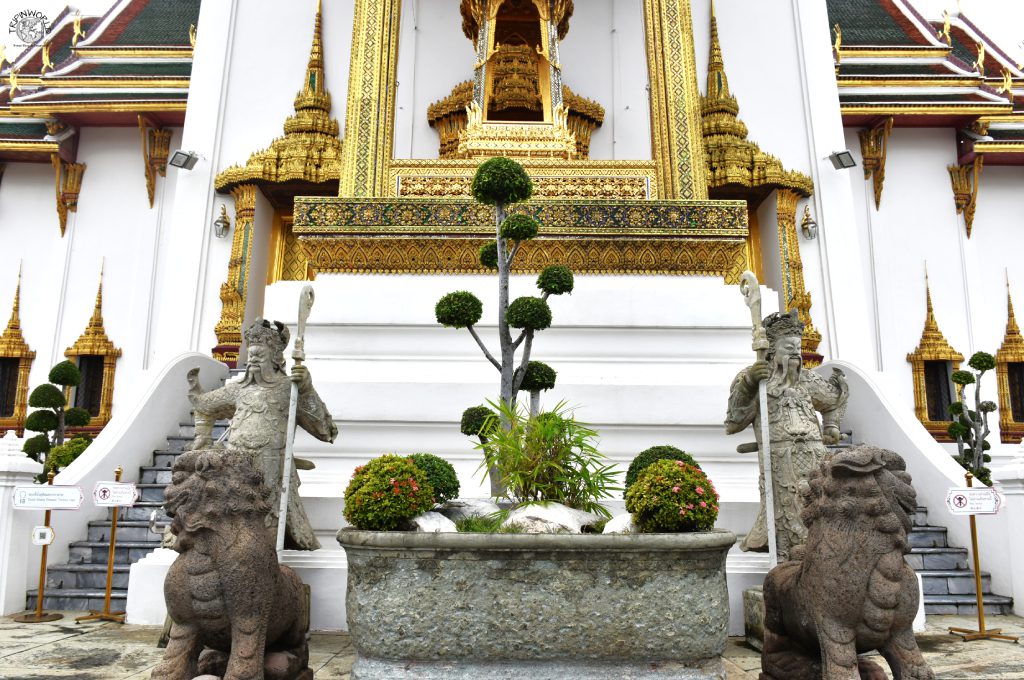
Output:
[337,527,736,551]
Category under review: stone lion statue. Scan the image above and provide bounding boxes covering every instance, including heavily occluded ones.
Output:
[760,446,934,680]
[150,450,313,680]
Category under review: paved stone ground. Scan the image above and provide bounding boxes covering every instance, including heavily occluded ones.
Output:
[0,611,1021,679]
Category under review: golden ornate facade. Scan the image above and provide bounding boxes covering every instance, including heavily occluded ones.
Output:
[996,283,1024,444]
[64,274,121,432]
[906,277,963,442]
[0,270,35,435]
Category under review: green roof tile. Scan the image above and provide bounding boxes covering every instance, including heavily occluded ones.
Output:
[0,121,49,138]
[826,0,918,47]
[87,61,192,76]
[115,0,201,46]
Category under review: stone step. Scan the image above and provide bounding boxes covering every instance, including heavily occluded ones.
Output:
[924,593,1014,616]
[69,540,160,565]
[163,435,193,452]
[911,505,929,526]
[919,569,992,596]
[905,547,968,571]
[153,450,188,467]
[46,563,131,590]
[87,520,159,543]
[26,587,126,614]
[138,483,168,502]
[141,465,173,484]
[177,421,228,439]
[118,502,168,522]
[907,525,948,548]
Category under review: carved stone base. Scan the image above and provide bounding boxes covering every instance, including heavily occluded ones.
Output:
[743,586,765,652]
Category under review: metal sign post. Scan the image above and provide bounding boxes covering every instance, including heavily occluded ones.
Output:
[13,472,64,624]
[947,472,1018,643]
[77,466,133,624]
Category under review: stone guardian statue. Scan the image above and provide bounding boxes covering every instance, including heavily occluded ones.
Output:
[726,309,847,560]
[188,318,337,550]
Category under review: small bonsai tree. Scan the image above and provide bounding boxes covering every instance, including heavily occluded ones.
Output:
[408,453,461,505]
[948,351,997,485]
[625,459,719,533]
[343,455,436,531]
[624,445,701,492]
[436,157,575,494]
[23,360,91,460]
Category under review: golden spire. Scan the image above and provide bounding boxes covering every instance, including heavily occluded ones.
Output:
[910,267,962,361]
[66,263,119,357]
[294,0,328,111]
[1006,273,1020,338]
[706,2,730,100]
[0,264,32,359]
[88,265,104,331]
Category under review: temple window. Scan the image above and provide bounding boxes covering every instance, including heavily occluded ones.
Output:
[73,355,106,418]
[1009,363,1024,423]
[923,360,954,423]
[64,274,121,433]
[0,358,19,418]
[0,275,35,434]
[906,278,963,442]
[996,285,1024,442]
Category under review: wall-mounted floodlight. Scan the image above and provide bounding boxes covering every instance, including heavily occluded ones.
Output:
[168,150,200,170]
[827,150,857,170]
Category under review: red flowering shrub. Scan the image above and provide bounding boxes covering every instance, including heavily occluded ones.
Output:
[344,455,435,530]
[624,459,719,532]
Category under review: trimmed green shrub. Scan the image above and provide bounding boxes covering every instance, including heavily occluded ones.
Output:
[519,361,556,392]
[409,453,460,505]
[29,384,65,409]
[343,455,436,531]
[460,405,495,437]
[48,360,82,387]
[479,241,498,269]
[947,422,970,440]
[500,214,540,241]
[625,459,719,532]
[435,291,483,328]
[625,445,701,491]
[968,351,996,372]
[506,297,551,330]
[471,157,533,206]
[951,370,975,386]
[22,434,51,458]
[64,407,92,428]
[537,265,574,296]
[44,437,91,474]
[25,410,58,434]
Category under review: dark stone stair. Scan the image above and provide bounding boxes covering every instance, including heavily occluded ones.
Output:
[25,420,227,613]
[907,505,1013,615]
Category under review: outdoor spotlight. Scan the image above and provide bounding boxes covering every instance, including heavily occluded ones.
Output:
[213,205,231,238]
[168,149,199,170]
[800,206,818,240]
[828,150,857,170]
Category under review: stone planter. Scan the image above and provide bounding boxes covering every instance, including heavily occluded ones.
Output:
[337,529,736,680]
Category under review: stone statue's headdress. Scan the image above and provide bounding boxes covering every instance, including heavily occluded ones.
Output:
[244,318,290,354]
[764,309,804,345]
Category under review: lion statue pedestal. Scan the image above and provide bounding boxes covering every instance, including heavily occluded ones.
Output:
[759,446,935,680]
[149,450,313,680]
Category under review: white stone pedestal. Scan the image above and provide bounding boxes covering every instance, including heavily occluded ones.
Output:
[126,547,177,624]
[992,446,1024,617]
[0,431,44,615]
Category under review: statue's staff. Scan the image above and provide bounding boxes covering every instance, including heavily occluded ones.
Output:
[739,271,778,569]
[277,285,316,552]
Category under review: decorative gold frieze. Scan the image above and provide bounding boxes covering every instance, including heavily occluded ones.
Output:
[298,236,747,283]
[138,115,171,208]
[212,184,257,367]
[457,104,579,160]
[65,271,121,431]
[948,156,982,238]
[268,214,315,284]
[215,0,342,192]
[997,278,1024,443]
[51,155,86,236]
[776,189,822,367]
[0,267,35,435]
[858,116,893,210]
[906,273,963,441]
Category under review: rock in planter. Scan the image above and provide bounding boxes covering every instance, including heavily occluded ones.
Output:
[338,529,736,679]
[502,502,601,533]
[602,512,636,534]
[438,498,501,522]
[409,511,457,533]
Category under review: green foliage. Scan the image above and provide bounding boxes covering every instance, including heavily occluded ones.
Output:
[460,405,494,437]
[979,400,997,413]
[951,370,975,386]
[343,455,436,531]
[625,459,719,533]
[435,291,483,328]
[477,400,620,517]
[64,407,91,428]
[500,214,540,241]
[471,157,533,206]
[625,445,701,491]
[968,351,996,372]
[22,434,51,458]
[44,437,91,474]
[479,241,498,269]
[519,361,556,392]
[536,265,574,295]
[408,453,460,505]
[48,360,82,387]
[947,422,970,439]
[506,296,551,330]
[948,402,964,417]
[455,513,524,534]
[24,409,58,434]
[28,384,65,409]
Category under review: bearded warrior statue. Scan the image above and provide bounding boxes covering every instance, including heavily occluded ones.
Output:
[187,318,337,550]
[726,310,848,561]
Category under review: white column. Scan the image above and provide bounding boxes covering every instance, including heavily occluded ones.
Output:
[991,442,1024,616]
[0,431,43,615]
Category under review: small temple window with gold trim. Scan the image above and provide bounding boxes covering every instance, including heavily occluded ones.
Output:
[0,357,20,419]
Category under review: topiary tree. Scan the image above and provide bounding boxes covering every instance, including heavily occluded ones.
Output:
[343,455,436,530]
[461,405,495,444]
[947,351,997,485]
[436,157,575,495]
[625,459,719,533]
[409,453,461,505]
[624,445,701,491]
[518,361,556,417]
[22,360,91,460]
